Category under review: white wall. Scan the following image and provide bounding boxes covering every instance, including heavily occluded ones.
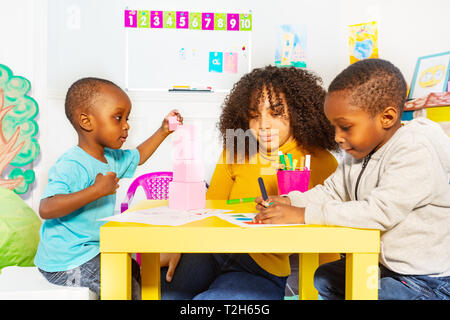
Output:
[1,0,449,215]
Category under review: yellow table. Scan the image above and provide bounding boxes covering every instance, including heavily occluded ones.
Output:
[100,200,380,300]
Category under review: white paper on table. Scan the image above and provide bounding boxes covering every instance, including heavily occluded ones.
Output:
[98,206,231,226]
[216,213,303,228]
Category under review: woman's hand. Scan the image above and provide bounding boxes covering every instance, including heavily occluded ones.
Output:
[160,253,181,282]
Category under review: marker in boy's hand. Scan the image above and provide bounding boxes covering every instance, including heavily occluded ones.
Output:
[92,171,120,196]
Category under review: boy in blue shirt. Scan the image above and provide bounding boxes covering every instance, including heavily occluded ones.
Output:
[34,77,183,299]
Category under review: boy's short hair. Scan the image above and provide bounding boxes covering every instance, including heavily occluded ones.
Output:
[64,77,120,127]
[328,58,407,117]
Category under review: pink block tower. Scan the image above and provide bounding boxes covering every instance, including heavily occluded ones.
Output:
[168,119,206,210]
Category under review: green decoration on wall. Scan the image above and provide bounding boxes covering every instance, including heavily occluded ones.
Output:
[0,64,40,194]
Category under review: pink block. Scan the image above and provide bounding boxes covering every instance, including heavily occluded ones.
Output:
[173,124,198,141]
[173,159,204,182]
[173,136,201,160]
[168,181,206,210]
[168,116,179,131]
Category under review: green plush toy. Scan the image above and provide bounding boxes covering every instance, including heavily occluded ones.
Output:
[0,187,41,272]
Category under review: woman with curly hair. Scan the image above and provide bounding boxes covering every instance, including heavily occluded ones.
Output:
[160,65,339,300]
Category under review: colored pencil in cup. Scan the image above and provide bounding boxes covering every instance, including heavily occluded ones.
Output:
[287,153,293,170]
[305,155,311,170]
[278,151,287,170]
[292,159,298,171]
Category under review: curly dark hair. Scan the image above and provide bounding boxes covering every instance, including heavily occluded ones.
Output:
[328,58,407,117]
[65,77,120,128]
[219,65,338,159]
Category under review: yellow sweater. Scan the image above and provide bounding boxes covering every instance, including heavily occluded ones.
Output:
[206,139,338,276]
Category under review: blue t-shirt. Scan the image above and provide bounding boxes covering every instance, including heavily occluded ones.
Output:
[34,146,140,272]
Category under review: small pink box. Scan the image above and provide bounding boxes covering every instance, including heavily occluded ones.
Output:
[168,181,206,210]
[173,159,204,182]
[168,116,179,131]
[277,169,311,195]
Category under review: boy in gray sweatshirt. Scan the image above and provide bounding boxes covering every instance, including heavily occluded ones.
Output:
[254,58,450,300]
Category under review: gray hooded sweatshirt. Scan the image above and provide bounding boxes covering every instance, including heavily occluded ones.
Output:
[287,118,450,277]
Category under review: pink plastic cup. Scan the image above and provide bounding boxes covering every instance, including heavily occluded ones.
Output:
[277,169,311,195]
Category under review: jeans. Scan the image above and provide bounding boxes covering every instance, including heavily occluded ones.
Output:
[161,253,287,300]
[39,254,142,299]
[314,257,450,300]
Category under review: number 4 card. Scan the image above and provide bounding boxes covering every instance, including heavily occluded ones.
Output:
[163,11,176,28]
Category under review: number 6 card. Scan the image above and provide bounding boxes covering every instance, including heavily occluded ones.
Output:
[189,12,202,30]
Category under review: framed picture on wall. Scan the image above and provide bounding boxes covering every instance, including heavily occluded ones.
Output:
[408,51,450,99]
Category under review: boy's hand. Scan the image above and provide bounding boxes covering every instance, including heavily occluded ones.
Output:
[254,196,305,224]
[137,109,183,165]
[255,195,291,210]
[161,109,183,134]
[92,172,119,197]
[160,253,181,282]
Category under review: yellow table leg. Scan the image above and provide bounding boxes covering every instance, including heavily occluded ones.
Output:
[345,253,379,300]
[140,253,161,300]
[100,252,131,300]
[298,253,319,300]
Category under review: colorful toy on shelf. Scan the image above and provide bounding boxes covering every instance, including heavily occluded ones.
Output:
[168,123,206,210]
[402,92,450,135]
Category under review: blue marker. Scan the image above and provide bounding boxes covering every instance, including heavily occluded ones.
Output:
[258,177,273,207]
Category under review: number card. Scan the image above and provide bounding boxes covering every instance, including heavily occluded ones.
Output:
[202,13,214,30]
[125,9,253,32]
[189,12,201,30]
[124,10,137,28]
[150,11,163,28]
[227,13,240,31]
[137,10,150,28]
[239,13,252,31]
[163,11,176,29]
[214,13,227,31]
[176,11,189,29]
[209,52,224,73]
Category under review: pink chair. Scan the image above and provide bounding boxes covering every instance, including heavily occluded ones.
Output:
[121,171,173,213]
[120,172,173,265]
